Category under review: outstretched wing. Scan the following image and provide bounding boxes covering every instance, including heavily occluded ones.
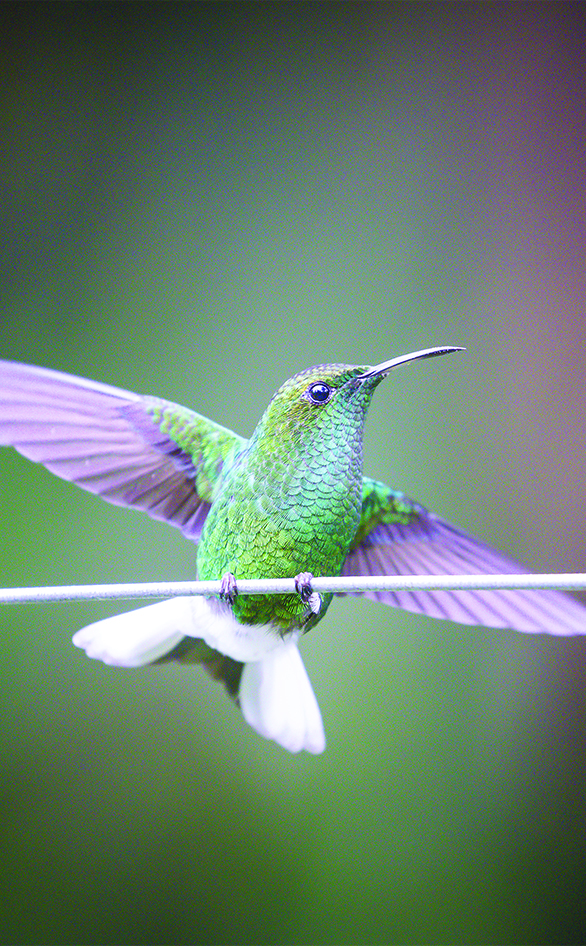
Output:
[0,360,246,541]
[341,478,586,635]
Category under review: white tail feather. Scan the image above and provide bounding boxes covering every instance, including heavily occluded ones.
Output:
[73,595,287,665]
[239,644,326,754]
[72,597,193,666]
[73,597,326,755]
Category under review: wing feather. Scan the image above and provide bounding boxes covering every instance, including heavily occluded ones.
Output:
[341,478,586,635]
[0,360,246,541]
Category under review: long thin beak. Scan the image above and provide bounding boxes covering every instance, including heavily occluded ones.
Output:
[356,346,465,381]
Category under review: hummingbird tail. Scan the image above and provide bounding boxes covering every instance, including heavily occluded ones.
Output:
[72,598,326,754]
[72,598,192,666]
[238,644,326,754]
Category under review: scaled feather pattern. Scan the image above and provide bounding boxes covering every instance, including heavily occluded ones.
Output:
[1,356,585,754]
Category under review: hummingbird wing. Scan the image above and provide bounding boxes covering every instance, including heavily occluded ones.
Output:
[341,477,586,635]
[0,360,246,541]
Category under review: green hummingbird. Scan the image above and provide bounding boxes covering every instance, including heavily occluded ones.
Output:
[1,347,585,754]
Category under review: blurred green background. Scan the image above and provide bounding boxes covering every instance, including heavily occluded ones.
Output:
[1,4,586,944]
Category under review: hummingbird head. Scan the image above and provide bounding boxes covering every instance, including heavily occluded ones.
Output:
[251,346,464,453]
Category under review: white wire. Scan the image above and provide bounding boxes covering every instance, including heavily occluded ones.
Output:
[1,573,586,604]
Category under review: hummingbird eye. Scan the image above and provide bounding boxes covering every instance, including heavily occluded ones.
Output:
[306,382,332,404]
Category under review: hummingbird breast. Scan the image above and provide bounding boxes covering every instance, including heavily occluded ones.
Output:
[196,439,363,630]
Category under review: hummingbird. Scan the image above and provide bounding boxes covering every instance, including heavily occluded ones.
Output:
[1,347,585,754]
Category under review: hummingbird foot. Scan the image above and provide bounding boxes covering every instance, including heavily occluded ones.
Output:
[219,571,238,606]
[294,571,322,615]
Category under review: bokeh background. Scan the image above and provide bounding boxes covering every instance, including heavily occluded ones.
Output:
[1,3,586,944]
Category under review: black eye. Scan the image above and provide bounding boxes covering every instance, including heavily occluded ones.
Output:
[307,382,332,403]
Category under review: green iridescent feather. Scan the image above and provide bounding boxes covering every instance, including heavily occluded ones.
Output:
[4,348,586,750]
[195,364,372,629]
[350,478,421,550]
[144,399,245,503]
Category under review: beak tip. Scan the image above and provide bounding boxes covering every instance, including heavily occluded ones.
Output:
[359,345,466,380]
